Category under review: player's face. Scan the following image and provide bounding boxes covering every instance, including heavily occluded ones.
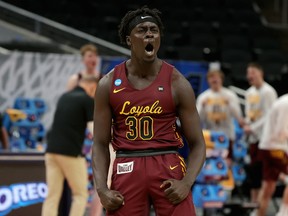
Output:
[83,51,97,70]
[246,67,262,86]
[128,22,161,62]
[207,74,222,91]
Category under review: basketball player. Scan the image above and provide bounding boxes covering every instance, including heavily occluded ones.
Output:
[255,94,288,216]
[67,44,101,91]
[92,6,206,216]
[244,63,277,203]
[197,69,243,159]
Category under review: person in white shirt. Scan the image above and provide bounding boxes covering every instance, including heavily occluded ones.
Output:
[255,94,288,216]
[197,70,243,159]
[243,63,277,203]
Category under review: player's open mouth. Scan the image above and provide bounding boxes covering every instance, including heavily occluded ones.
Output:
[145,43,154,56]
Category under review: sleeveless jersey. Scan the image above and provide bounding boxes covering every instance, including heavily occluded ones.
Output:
[109,61,183,151]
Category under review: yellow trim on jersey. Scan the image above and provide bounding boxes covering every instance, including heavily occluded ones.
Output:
[139,116,154,140]
[125,116,154,141]
[113,87,126,94]
[125,116,138,140]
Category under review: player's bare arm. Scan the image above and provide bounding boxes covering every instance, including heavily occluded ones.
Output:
[92,71,124,211]
[66,74,79,91]
[0,126,9,149]
[161,69,206,205]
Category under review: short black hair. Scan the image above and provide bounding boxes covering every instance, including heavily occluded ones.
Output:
[118,6,164,45]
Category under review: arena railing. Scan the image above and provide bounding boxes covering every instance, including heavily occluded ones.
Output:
[0,0,130,56]
[255,0,288,29]
[270,0,288,28]
[228,85,246,106]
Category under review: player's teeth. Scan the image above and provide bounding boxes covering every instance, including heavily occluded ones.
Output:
[145,50,153,56]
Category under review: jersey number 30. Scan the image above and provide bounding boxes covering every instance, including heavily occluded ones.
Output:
[125,116,154,140]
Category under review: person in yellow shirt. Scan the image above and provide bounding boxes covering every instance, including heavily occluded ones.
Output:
[197,70,243,159]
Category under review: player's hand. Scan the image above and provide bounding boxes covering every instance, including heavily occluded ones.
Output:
[160,179,190,205]
[98,188,124,211]
[243,125,252,134]
[238,118,246,128]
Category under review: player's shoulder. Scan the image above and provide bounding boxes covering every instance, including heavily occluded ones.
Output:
[261,83,277,99]
[222,87,238,98]
[245,86,256,97]
[70,73,79,79]
[279,94,288,101]
[98,69,115,89]
[274,94,288,107]
[171,67,187,84]
[261,82,273,91]
[67,73,80,83]
[162,60,174,69]
[198,89,211,98]
[196,90,210,104]
[246,85,254,93]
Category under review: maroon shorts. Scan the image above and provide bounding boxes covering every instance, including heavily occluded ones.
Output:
[249,142,260,165]
[259,149,288,181]
[248,142,263,189]
[107,153,196,216]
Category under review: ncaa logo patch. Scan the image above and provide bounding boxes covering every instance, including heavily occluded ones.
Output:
[117,161,134,174]
[114,79,122,86]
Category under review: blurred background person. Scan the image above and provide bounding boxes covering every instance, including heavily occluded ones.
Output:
[244,62,278,203]
[67,44,101,91]
[197,69,243,160]
[255,93,288,216]
[0,112,9,149]
[42,75,97,216]
[65,43,103,216]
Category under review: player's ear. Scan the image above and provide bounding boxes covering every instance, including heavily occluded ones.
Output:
[126,36,131,46]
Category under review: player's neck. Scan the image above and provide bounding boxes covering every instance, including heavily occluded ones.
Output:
[254,80,264,89]
[211,86,222,92]
[128,58,161,77]
[84,67,96,75]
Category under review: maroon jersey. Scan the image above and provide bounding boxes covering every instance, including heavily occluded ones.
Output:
[109,61,183,150]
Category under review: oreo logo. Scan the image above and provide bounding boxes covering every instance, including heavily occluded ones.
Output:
[114,79,122,86]
[0,182,47,215]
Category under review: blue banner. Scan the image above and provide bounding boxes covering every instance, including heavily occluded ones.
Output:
[168,60,209,96]
[100,56,127,74]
